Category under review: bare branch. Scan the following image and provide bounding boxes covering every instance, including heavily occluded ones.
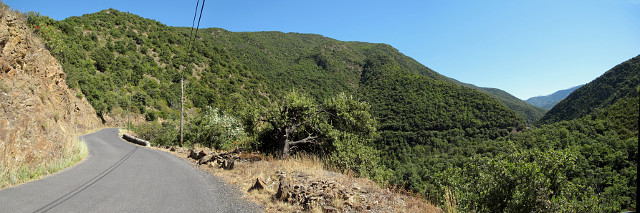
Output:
[288,134,319,146]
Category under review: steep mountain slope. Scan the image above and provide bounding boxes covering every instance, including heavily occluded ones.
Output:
[526,85,582,109]
[0,5,101,187]
[446,92,638,211]
[358,54,524,133]
[223,31,546,124]
[440,56,638,211]
[26,9,535,124]
[538,55,639,124]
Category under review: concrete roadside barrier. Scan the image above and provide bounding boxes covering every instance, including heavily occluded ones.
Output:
[122,133,150,147]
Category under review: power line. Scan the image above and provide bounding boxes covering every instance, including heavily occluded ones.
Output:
[189,1,200,36]
[181,0,206,147]
[187,0,206,51]
[187,0,200,51]
[193,0,206,42]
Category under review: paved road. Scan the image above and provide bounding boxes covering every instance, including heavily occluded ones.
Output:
[0,128,261,213]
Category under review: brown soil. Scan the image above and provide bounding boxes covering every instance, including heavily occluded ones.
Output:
[0,5,101,188]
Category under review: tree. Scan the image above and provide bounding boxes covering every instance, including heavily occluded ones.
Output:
[259,91,378,159]
[260,90,322,158]
[91,47,114,72]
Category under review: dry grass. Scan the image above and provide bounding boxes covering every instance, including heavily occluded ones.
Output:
[0,126,103,190]
[0,1,103,190]
[215,154,326,212]
[0,79,9,93]
[0,1,7,19]
[0,126,109,189]
[0,135,89,189]
[444,187,457,213]
[158,146,443,212]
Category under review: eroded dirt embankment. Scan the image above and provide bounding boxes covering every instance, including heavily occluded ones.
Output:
[0,6,101,186]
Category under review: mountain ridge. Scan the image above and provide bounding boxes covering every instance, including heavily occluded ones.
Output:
[525,85,582,110]
[538,55,639,124]
[44,8,541,123]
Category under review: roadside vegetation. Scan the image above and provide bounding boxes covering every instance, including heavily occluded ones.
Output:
[1,137,88,189]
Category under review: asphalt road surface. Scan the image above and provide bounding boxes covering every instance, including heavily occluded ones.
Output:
[0,128,261,213]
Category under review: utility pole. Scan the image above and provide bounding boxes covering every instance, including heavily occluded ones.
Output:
[180,75,184,147]
[128,90,131,129]
[128,69,131,130]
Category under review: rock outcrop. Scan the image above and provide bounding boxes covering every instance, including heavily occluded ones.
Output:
[0,6,101,181]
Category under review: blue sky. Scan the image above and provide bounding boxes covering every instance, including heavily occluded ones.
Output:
[5,0,640,100]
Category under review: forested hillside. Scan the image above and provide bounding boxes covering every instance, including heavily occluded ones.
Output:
[538,55,639,124]
[444,93,638,211]
[460,83,546,124]
[25,9,538,123]
[24,8,637,212]
[526,85,582,110]
[437,57,638,212]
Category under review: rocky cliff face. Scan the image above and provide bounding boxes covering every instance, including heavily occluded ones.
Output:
[0,7,100,177]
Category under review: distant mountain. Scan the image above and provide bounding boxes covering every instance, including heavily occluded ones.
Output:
[538,55,639,124]
[526,85,582,110]
[457,83,547,124]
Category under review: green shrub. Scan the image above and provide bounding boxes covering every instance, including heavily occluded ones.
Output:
[442,147,578,212]
[134,120,179,146]
[190,106,247,150]
[145,111,157,121]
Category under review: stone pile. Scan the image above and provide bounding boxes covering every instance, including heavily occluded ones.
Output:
[273,171,379,212]
[164,146,263,170]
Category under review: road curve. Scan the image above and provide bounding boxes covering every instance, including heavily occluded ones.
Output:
[0,128,261,213]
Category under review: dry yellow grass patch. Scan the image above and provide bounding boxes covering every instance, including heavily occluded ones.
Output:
[0,132,89,189]
[154,144,442,212]
[215,154,325,212]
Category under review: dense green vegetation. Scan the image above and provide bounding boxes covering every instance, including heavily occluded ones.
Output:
[27,9,272,123]
[25,8,637,212]
[437,58,639,211]
[442,95,638,212]
[26,9,540,122]
[526,85,582,110]
[539,55,639,124]
[451,81,547,124]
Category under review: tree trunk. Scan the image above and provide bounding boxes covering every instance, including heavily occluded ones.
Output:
[279,126,290,158]
[279,139,290,159]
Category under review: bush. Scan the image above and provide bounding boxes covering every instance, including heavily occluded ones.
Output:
[190,106,247,150]
[134,120,179,146]
[145,111,157,121]
[326,130,391,183]
[441,147,579,212]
